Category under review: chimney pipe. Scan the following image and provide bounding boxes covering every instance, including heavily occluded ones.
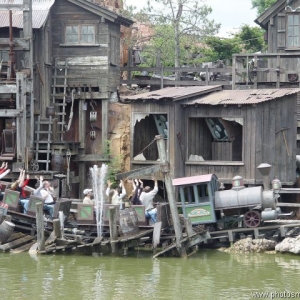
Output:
[257,163,272,191]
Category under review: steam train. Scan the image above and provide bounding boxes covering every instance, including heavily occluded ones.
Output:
[173,163,283,229]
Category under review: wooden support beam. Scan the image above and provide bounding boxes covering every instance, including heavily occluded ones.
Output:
[116,165,160,180]
[0,4,29,10]
[75,154,109,162]
[0,109,22,117]
[0,38,30,51]
[0,85,17,94]
[155,135,186,258]
[109,206,118,255]
[102,99,109,154]
[36,202,45,252]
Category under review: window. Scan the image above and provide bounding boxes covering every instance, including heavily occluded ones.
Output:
[188,117,243,162]
[133,114,168,161]
[287,14,300,48]
[65,25,95,44]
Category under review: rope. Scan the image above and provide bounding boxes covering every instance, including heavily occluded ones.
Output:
[136,138,156,156]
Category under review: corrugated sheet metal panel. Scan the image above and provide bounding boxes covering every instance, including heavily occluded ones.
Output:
[0,0,54,29]
[121,85,222,101]
[173,174,214,186]
[183,89,300,106]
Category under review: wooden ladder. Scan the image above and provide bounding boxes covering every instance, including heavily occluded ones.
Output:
[34,116,52,171]
[52,58,68,141]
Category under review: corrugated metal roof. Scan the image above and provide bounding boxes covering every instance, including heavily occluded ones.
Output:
[121,85,222,102]
[183,89,300,106]
[173,174,214,186]
[0,0,55,29]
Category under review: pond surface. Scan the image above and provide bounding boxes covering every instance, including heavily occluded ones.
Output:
[1,249,300,300]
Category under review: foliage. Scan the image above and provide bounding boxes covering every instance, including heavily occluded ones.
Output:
[104,140,124,186]
[201,37,242,62]
[235,24,266,53]
[251,0,277,15]
[134,0,220,72]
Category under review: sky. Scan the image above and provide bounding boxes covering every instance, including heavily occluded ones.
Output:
[124,0,259,38]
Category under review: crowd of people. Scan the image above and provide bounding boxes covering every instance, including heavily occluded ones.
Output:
[83,177,159,224]
[0,162,160,224]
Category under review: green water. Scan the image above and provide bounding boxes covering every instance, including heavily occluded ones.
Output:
[1,250,300,300]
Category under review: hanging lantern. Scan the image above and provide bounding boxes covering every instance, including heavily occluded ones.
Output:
[90,111,97,122]
[90,131,96,140]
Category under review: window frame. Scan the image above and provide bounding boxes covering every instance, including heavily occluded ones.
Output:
[286,13,300,49]
[63,23,97,46]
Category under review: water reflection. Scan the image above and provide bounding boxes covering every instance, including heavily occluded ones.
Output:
[0,250,300,300]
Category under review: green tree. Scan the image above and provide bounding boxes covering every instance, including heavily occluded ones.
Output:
[137,0,220,77]
[235,24,266,52]
[251,0,277,15]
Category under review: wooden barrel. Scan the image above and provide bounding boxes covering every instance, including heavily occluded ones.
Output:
[0,221,15,244]
[119,208,139,237]
[46,106,55,118]
[51,154,64,172]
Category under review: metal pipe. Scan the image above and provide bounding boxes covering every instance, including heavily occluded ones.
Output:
[257,163,272,191]
[8,10,15,79]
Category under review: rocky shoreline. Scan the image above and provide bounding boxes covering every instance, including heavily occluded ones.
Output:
[218,236,300,254]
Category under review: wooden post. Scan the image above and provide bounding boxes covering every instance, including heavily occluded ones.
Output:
[53,219,62,238]
[254,55,258,89]
[160,65,164,89]
[102,99,109,154]
[205,65,209,86]
[276,55,280,89]
[232,55,236,89]
[36,202,45,252]
[155,135,186,258]
[109,206,118,254]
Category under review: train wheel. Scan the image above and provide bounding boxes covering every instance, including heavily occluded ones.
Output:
[243,210,261,228]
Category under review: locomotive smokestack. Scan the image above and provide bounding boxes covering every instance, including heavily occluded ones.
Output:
[257,163,272,191]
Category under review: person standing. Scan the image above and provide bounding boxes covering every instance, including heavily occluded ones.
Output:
[140,177,158,224]
[83,189,94,205]
[106,179,126,209]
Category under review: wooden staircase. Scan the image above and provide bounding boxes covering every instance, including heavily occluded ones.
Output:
[52,58,68,141]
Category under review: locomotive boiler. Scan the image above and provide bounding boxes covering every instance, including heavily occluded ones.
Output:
[173,163,282,229]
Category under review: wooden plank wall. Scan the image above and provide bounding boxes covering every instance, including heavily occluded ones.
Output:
[50,0,120,92]
[131,101,178,178]
[183,95,297,185]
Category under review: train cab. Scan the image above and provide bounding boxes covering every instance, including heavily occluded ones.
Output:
[173,174,219,225]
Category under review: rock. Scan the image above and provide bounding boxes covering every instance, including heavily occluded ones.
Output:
[276,236,300,254]
[226,238,276,253]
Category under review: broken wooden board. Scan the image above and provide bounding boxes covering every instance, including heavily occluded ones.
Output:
[6,232,25,242]
[116,165,160,180]
[119,229,153,243]
[0,235,35,252]
[11,241,36,254]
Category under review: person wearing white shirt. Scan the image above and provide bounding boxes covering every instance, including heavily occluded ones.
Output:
[140,177,158,224]
[106,179,126,209]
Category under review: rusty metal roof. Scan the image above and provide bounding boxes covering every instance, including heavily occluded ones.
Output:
[0,0,55,29]
[121,85,222,102]
[183,89,300,106]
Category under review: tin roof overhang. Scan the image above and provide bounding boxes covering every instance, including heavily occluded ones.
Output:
[182,88,300,106]
[121,85,222,102]
[173,174,215,186]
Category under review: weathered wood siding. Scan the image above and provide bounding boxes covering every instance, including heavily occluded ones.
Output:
[183,95,297,185]
[266,1,300,82]
[50,0,121,93]
[131,100,181,179]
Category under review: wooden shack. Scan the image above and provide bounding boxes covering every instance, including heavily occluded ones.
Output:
[122,87,299,186]
[0,0,133,196]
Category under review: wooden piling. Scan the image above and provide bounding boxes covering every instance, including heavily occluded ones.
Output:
[53,219,62,238]
[155,135,186,258]
[36,202,45,252]
[109,206,118,254]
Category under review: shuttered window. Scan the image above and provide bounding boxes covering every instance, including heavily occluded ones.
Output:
[287,14,300,48]
[65,25,95,44]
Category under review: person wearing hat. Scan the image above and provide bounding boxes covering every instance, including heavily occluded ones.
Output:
[83,189,94,205]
